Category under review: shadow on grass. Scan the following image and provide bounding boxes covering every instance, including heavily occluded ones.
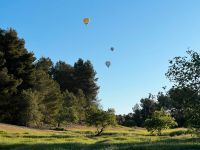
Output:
[21,135,73,139]
[1,139,200,150]
[157,137,200,144]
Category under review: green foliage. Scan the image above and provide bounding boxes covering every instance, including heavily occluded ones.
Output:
[0,28,100,127]
[55,108,67,127]
[51,59,100,125]
[145,110,177,135]
[157,92,171,111]
[55,89,88,126]
[74,89,87,123]
[132,104,143,127]
[51,61,74,92]
[51,59,99,105]
[0,28,36,124]
[19,89,42,127]
[73,59,99,106]
[86,107,116,136]
[34,69,62,126]
[166,50,200,130]
[167,87,198,127]
[117,113,137,127]
[62,90,79,123]
[140,96,157,126]
[117,95,158,127]
[188,106,200,129]
[35,57,53,74]
[166,50,200,90]
[0,68,21,122]
[0,29,36,90]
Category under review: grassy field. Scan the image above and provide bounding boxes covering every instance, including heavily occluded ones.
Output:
[0,123,200,150]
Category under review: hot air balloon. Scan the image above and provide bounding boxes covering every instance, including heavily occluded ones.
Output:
[105,61,111,68]
[110,47,114,51]
[83,18,90,25]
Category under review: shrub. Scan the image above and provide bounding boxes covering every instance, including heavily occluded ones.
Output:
[145,110,177,135]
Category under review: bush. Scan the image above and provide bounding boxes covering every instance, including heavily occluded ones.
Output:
[145,110,177,135]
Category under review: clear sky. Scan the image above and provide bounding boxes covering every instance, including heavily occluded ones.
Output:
[1,0,200,114]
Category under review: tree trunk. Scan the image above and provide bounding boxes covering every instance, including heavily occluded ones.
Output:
[57,122,60,128]
[158,129,162,136]
[95,127,104,136]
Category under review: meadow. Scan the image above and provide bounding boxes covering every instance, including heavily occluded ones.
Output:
[0,123,200,150]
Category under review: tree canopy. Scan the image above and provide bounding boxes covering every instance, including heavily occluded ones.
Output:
[145,110,177,135]
[86,107,116,136]
[0,28,104,127]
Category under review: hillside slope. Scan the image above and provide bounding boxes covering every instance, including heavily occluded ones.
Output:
[0,123,199,150]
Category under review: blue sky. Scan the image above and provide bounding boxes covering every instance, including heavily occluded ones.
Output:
[1,0,200,114]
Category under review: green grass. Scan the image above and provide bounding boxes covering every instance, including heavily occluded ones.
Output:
[0,123,199,150]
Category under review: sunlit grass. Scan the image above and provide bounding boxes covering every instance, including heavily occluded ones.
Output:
[0,123,200,150]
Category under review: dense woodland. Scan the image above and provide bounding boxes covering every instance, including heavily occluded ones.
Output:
[0,28,107,128]
[1,28,200,135]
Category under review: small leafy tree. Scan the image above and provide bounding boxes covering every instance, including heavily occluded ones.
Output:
[145,110,177,135]
[86,107,116,136]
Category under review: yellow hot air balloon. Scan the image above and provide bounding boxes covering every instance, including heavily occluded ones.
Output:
[83,18,90,25]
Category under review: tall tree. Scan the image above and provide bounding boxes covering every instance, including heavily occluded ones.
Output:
[166,50,200,129]
[132,103,143,127]
[157,92,171,111]
[168,87,198,127]
[74,59,99,106]
[0,51,21,120]
[34,68,62,126]
[166,50,200,91]
[35,57,53,74]
[0,29,36,90]
[51,61,74,92]
[0,28,36,124]
[140,95,157,125]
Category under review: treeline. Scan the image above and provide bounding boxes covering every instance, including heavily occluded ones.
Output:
[118,50,200,131]
[0,28,101,127]
[2,28,200,134]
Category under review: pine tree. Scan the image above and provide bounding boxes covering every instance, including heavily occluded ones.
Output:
[19,89,42,127]
[73,59,99,106]
[51,61,74,92]
[0,28,36,124]
[35,57,53,74]
[0,29,36,90]
[62,90,79,123]
[34,69,62,126]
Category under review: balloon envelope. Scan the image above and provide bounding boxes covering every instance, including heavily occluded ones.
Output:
[83,18,90,25]
[105,61,111,68]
